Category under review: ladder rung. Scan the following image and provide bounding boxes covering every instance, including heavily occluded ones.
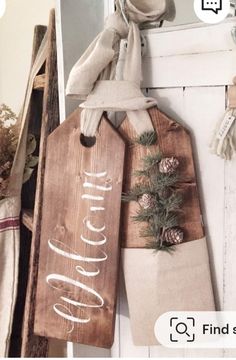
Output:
[22,209,34,231]
[33,74,46,90]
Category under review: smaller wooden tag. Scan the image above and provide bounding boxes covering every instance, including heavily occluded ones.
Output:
[119,107,204,248]
[34,109,125,348]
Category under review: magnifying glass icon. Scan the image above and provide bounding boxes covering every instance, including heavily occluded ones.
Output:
[176,322,191,337]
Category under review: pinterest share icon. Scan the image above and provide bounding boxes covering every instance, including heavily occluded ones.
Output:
[194,0,230,24]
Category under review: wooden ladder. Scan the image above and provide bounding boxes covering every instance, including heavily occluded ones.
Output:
[8,9,61,358]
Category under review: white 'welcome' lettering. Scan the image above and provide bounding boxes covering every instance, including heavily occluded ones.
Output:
[46,171,112,333]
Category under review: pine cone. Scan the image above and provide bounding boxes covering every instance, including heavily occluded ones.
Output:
[138,193,155,210]
[159,157,179,174]
[163,227,184,245]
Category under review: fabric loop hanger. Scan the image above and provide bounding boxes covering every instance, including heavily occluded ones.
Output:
[66,0,176,137]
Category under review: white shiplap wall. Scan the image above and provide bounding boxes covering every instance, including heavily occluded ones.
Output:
[55,0,236,356]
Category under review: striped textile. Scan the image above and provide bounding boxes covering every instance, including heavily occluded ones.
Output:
[0,216,20,233]
[0,197,20,357]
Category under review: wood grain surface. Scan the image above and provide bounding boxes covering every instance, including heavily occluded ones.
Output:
[119,107,204,248]
[33,74,46,91]
[21,9,59,357]
[34,109,125,348]
[9,24,48,358]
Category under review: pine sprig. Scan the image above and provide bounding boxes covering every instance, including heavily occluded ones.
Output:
[122,183,151,202]
[159,192,183,212]
[122,150,184,252]
[150,173,179,191]
[132,207,158,223]
[143,152,162,170]
[135,131,158,146]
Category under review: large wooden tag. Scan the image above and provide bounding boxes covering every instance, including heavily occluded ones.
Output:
[34,109,125,348]
[119,107,204,248]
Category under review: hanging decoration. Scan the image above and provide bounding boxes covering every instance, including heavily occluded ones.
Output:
[33,0,216,349]
[34,108,125,348]
[210,77,236,159]
[120,106,215,345]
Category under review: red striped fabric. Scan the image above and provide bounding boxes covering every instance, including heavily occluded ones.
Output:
[0,217,19,233]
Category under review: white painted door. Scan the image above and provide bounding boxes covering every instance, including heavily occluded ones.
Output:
[56,0,236,356]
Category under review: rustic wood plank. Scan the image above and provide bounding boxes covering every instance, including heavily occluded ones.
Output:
[140,20,236,58]
[22,209,34,232]
[116,19,236,89]
[8,24,47,358]
[111,270,121,358]
[34,108,125,348]
[33,74,46,90]
[21,9,60,357]
[119,106,204,248]
[141,51,236,88]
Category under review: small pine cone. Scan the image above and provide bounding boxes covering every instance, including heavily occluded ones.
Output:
[163,227,184,245]
[138,193,155,210]
[159,157,179,174]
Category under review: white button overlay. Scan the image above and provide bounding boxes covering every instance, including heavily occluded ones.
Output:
[194,0,230,24]
[155,312,236,348]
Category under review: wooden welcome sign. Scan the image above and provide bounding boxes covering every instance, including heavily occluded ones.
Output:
[34,109,125,348]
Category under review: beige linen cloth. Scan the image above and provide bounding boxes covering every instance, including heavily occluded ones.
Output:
[66,0,175,136]
[66,0,215,346]
[122,239,215,345]
[0,34,48,357]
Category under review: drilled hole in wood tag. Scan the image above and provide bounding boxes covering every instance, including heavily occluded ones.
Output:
[80,133,96,148]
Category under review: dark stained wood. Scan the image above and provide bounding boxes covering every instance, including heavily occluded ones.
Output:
[34,109,125,348]
[119,107,204,248]
[34,74,46,90]
[30,26,47,67]
[22,209,34,231]
[21,9,59,358]
[9,25,47,358]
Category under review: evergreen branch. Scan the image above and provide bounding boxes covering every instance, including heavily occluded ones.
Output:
[143,152,162,170]
[132,207,158,222]
[159,192,183,212]
[135,131,158,146]
[122,183,152,202]
[150,173,179,191]
[133,169,149,177]
[122,149,184,252]
[162,213,179,228]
